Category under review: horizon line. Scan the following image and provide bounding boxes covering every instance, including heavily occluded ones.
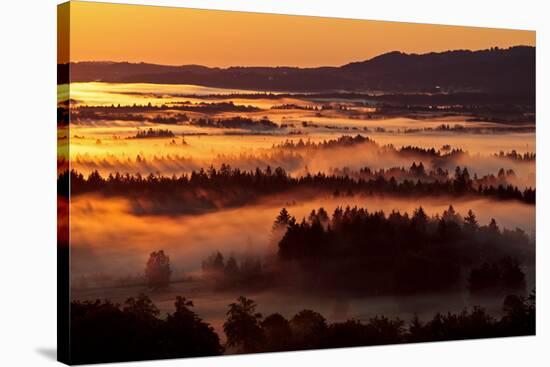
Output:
[66,44,535,69]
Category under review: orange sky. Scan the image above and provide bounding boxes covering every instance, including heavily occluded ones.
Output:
[64,1,535,67]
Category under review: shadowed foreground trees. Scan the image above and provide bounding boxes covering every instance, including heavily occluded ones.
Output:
[70,292,534,362]
[70,294,222,364]
[261,313,293,351]
[468,257,526,294]
[225,292,534,353]
[224,296,264,353]
[162,296,223,358]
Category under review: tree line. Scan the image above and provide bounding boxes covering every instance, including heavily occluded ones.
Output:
[494,150,536,161]
[273,134,535,165]
[273,135,464,159]
[71,294,222,364]
[189,116,278,130]
[58,164,535,205]
[70,291,535,363]
[331,162,523,190]
[401,123,534,135]
[72,101,260,120]
[73,113,279,130]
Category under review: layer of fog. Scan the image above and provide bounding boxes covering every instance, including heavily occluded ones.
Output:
[69,82,286,106]
[70,191,535,339]
[72,274,516,343]
[67,82,536,337]
[68,133,536,188]
[70,192,535,280]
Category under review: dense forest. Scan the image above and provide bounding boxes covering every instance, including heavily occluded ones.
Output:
[199,205,533,295]
[274,206,532,294]
[70,291,535,364]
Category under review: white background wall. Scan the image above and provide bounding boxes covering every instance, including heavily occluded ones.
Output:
[0,0,547,366]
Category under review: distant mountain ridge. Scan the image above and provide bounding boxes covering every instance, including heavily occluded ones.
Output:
[60,46,535,96]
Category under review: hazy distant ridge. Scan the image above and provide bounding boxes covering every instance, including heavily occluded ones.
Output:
[61,46,535,95]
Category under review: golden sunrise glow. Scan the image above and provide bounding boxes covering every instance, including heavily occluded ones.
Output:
[59,3,536,358]
[68,1,535,67]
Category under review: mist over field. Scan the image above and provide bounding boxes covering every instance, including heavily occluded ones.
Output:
[70,192,535,276]
[61,77,536,359]
[57,5,537,361]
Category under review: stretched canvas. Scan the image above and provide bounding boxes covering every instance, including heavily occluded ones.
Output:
[57,1,536,364]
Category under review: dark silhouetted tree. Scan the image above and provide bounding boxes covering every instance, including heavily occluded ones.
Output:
[163,296,223,357]
[261,313,292,351]
[145,250,171,290]
[290,309,327,348]
[70,294,222,364]
[202,251,224,274]
[500,291,535,335]
[224,255,239,280]
[273,208,291,230]
[464,209,479,232]
[223,296,264,353]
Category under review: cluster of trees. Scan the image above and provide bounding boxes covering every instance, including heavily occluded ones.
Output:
[273,135,466,160]
[400,124,535,135]
[145,251,172,289]
[132,128,175,139]
[274,135,535,170]
[73,250,175,290]
[190,116,278,130]
[201,252,265,290]
[399,145,465,159]
[148,114,189,125]
[273,134,375,150]
[71,294,222,364]
[275,206,532,294]
[271,103,319,110]
[60,165,535,205]
[196,205,532,296]
[331,162,521,190]
[468,258,526,294]
[170,101,261,113]
[270,103,348,111]
[70,291,535,362]
[495,150,536,161]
